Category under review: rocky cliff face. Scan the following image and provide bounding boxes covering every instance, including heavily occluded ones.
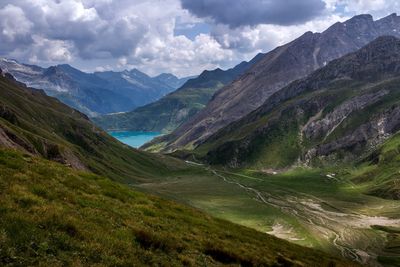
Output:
[157,13,400,152]
[194,36,400,168]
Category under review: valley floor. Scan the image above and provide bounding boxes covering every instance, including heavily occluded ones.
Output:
[138,163,400,267]
[1,149,355,266]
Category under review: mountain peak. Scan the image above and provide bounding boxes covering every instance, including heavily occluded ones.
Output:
[348,13,373,22]
[56,63,73,69]
[155,73,178,79]
[315,36,400,82]
[128,68,145,74]
[157,13,400,152]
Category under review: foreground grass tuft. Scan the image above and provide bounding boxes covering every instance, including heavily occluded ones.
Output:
[0,148,357,266]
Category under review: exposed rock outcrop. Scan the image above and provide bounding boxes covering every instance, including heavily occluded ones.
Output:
[159,13,400,152]
[197,36,400,168]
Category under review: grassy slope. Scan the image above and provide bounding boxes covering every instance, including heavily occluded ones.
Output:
[0,148,357,267]
[193,37,400,170]
[140,163,400,266]
[0,71,360,265]
[351,131,400,200]
[93,83,221,133]
[0,73,185,184]
[196,78,400,167]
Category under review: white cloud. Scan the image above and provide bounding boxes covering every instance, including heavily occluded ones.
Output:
[210,14,349,57]
[0,0,397,77]
[327,0,400,18]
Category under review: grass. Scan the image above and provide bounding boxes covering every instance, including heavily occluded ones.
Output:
[0,148,357,266]
[140,163,400,266]
[0,73,190,185]
[93,85,221,134]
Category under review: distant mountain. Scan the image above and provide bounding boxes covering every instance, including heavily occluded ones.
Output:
[153,73,194,89]
[192,36,400,171]
[94,53,263,133]
[151,13,400,152]
[0,59,188,116]
[0,67,177,181]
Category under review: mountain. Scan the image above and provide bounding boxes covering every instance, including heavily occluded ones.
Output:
[93,53,264,133]
[192,36,400,172]
[0,59,186,116]
[0,70,357,266]
[151,13,400,152]
[0,68,181,183]
[153,73,194,89]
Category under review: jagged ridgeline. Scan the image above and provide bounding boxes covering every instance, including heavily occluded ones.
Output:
[152,13,400,152]
[191,35,400,202]
[196,36,400,169]
[0,70,358,265]
[0,59,191,116]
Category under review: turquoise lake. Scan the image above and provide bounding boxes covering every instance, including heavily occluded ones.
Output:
[108,131,161,148]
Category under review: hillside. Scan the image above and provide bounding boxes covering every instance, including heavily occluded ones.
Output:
[135,38,400,266]
[0,148,357,266]
[190,36,400,174]
[0,69,184,183]
[0,70,358,266]
[0,59,188,116]
[94,54,263,133]
[150,13,400,152]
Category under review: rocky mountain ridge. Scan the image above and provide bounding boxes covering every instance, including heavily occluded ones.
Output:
[0,58,190,116]
[154,13,400,152]
[195,36,400,169]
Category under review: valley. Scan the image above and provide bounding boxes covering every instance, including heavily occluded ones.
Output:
[2,2,400,266]
[138,164,400,266]
[108,131,162,148]
[0,67,355,266]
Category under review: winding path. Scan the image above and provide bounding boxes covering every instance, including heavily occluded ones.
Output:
[207,168,399,266]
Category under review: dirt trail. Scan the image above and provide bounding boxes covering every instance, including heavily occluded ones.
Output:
[209,168,399,267]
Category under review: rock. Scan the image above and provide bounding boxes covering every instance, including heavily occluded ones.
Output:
[160,13,400,152]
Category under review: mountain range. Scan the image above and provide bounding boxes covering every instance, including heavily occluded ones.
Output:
[0,58,191,116]
[3,10,400,267]
[148,13,400,152]
[140,35,400,267]
[0,68,356,266]
[196,36,400,170]
[94,53,264,133]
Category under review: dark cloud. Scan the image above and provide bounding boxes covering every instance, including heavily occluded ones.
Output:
[180,0,326,28]
[0,1,148,62]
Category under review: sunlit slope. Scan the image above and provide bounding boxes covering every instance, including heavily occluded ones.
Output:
[0,149,359,266]
[0,71,183,183]
[195,37,400,171]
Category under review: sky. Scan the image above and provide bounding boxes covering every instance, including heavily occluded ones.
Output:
[0,0,399,77]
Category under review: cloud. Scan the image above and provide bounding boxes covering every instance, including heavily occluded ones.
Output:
[209,14,348,53]
[338,0,400,18]
[0,4,33,53]
[0,0,395,77]
[180,0,326,28]
[0,0,239,76]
